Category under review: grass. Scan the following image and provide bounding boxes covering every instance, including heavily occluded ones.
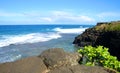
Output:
[95,21,120,31]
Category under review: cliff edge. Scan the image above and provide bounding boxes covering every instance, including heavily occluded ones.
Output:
[73,21,120,60]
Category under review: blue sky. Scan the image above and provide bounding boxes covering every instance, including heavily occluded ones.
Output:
[0,0,120,24]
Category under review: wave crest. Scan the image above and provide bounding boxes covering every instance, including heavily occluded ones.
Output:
[0,33,61,47]
[53,27,88,34]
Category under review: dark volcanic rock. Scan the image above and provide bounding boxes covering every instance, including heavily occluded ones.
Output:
[39,48,82,69]
[95,31,120,59]
[73,21,120,60]
[73,28,101,46]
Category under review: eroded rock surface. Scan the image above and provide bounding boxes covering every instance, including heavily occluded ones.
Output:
[0,48,117,73]
[39,48,81,69]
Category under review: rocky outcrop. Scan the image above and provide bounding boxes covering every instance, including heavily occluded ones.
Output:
[0,48,115,73]
[0,57,48,73]
[39,48,81,69]
[73,21,120,60]
[73,28,100,47]
[48,65,110,73]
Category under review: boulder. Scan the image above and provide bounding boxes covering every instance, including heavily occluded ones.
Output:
[48,65,110,73]
[0,48,117,73]
[39,48,82,69]
[48,66,73,73]
[0,57,47,73]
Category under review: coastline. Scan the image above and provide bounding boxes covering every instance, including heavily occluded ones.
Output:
[0,33,79,63]
[0,22,119,73]
[0,48,113,73]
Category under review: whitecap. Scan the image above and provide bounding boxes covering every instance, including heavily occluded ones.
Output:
[53,27,88,34]
[0,54,22,63]
[0,33,61,47]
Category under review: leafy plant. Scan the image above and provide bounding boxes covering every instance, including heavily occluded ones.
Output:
[78,46,120,72]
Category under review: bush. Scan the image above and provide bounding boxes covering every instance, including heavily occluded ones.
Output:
[78,46,120,72]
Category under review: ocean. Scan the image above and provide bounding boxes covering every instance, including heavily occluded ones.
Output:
[0,25,93,63]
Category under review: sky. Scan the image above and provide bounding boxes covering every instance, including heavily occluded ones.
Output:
[0,0,120,24]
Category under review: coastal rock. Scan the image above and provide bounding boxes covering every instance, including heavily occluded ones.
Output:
[73,28,100,47]
[39,48,82,69]
[73,21,120,60]
[95,31,120,60]
[69,65,108,73]
[0,48,117,73]
[0,57,47,73]
[48,65,110,73]
[48,66,73,73]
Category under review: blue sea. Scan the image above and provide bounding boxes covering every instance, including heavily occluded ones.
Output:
[0,24,93,63]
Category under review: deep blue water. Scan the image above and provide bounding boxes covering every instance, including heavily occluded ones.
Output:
[0,25,92,35]
[0,24,94,63]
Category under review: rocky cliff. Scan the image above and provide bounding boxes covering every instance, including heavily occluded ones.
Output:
[0,48,115,73]
[73,21,120,60]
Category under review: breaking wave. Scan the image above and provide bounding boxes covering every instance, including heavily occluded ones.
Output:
[0,33,61,47]
[53,27,88,34]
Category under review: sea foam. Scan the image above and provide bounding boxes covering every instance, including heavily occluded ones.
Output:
[53,27,88,34]
[0,33,61,47]
[0,54,22,63]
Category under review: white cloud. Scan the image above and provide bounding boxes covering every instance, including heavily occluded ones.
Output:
[40,17,52,22]
[76,16,95,22]
[51,11,72,17]
[0,10,95,24]
[0,11,24,17]
[97,12,120,18]
[49,11,95,23]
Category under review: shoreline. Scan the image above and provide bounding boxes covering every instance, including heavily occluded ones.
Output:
[0,48,113,73]
[0,34,78,63]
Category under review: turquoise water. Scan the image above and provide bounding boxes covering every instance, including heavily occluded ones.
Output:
[0,25,93,63]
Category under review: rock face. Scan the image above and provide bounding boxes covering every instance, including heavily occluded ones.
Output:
[0,57,47,73]
[0,48,114,73]
[48,65,109,73]
[39,48,81,69]
[73,21,120,60]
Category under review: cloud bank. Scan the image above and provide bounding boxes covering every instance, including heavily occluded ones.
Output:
[0,10,119,24]
[97,12,120,17]
[0,10,95,24]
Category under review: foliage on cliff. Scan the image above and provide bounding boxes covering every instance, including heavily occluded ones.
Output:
[78,46,120,72]
[95,21,120,31]
[73,21,120,61]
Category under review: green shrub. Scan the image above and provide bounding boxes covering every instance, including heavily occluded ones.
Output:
[78,46,120,72]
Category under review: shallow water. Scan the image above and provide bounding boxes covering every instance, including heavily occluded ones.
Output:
[0,25,93,63]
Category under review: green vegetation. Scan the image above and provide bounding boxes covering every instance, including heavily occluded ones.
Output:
[78,46,120,72]
[95,22,120,31]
